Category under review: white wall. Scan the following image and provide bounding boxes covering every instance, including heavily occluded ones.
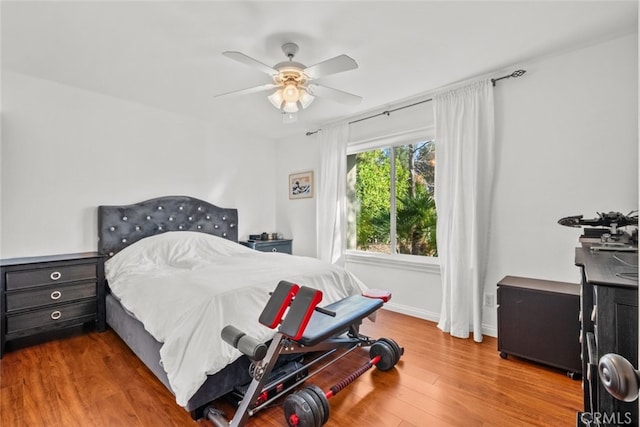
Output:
[1,71,277,258]
[275,33,639,336]
[274,136,320,257]
[483,33,638,329]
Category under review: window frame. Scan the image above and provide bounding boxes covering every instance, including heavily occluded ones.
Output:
[346,125,437,264]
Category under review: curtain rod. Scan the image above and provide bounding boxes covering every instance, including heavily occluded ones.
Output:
[305,69,526,136]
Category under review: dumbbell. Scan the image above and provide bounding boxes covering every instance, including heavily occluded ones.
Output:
[283,338,403,427]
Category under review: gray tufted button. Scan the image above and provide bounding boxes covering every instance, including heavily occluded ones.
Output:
[122,216,128,221]
[188,216,193,221]
[158,225,163,230]
[122,238,127,243]
[146,215,151,220]
[197,225,202,229]
[230,224,235,228]
[135,226,141,231]
[214,224,219,229]
[222,216,227,221]
[109,252,114,256]
[179,206,184,210]
[169,217,174,221]
[222,232,227,237]
[178,225,184,230]
[206,215,211,220]
[109,226,116,231]
[198,206,203,211]
[158,206,163,210]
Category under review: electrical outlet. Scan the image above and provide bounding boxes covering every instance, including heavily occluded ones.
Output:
[484,294,495,307]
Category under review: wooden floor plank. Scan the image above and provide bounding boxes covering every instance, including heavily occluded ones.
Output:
[0,309,581,426]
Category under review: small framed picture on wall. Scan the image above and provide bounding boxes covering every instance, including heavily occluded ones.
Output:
[289,171,314,199]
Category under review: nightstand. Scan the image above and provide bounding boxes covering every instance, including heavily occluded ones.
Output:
[0,252,105,357]
[240,239,293,254]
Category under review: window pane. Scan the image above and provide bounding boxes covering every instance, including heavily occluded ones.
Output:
[394,142,437,256]
[347,140,437,257]
[348,149,391,254]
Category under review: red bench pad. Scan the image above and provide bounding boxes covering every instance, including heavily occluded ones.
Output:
[363,289,392,303]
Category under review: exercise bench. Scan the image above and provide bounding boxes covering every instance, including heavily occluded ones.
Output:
[203,280,403,427]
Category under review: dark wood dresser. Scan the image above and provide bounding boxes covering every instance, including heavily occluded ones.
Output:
[0,252,105,357]
[575,248,638,426]
[497,275,582,378]
[240,239,293,254]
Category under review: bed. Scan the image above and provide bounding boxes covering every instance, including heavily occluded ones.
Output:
[97,195,368,419]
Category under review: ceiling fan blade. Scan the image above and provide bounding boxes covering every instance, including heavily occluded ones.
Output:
[304,54,358,79]
[222,51,278,75]
[309,84,362,105]
[214,83,279,98]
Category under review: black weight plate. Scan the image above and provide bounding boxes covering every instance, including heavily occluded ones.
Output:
[379,338,403,363]
[305,384,330,425]
[283,393,317,427]
[370,340,396,371]
[299,389,323,427]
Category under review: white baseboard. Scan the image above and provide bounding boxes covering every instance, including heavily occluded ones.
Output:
[482,324,497,338]
[383,301,440,323]
[383,302,498,338]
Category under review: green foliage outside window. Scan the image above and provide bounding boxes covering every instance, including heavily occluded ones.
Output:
[352,141,437,257]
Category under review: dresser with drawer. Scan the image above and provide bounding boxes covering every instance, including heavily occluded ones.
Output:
[0,252,105,357]
[240,239,293,254]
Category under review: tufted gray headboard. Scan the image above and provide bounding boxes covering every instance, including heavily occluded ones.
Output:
[98,195,238,257]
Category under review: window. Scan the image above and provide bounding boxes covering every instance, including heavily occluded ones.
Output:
[346,138,437,257]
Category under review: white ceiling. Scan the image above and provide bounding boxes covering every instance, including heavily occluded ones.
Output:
[2,1,637,141]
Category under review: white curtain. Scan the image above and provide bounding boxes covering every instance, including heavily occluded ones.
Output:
[316,123,349,265]
[434,79,495,342]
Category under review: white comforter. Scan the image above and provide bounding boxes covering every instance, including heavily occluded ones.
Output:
[105,232,368,406]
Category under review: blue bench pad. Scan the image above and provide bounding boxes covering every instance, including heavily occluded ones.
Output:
[297,295,383,347]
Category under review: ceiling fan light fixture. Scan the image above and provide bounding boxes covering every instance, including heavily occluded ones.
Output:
[282,83,300,103]
[283,101,299,113]
[298,88,315,109]
[267,89,284,108]
[222,42,360,119]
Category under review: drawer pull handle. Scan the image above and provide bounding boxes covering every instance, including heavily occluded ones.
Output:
[272,248,278,252]
[50,271,62,281]
[50,310,62,320]
[50,290,62,300]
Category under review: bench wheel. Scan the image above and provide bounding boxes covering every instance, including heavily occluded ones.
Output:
[370,338,402,371]
[284,391,323,427]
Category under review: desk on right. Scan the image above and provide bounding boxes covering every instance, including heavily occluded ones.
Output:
[575,247,638,426]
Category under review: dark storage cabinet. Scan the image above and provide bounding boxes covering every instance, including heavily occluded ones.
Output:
[497,275,582,377]
[0,252,105,357]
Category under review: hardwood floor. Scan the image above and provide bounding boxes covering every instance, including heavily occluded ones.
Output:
[0,310,582,426]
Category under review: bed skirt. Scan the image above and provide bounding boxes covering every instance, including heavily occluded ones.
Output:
[106,294,252,414]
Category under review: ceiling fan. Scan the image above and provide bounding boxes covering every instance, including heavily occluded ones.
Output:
[215,42,362,122]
